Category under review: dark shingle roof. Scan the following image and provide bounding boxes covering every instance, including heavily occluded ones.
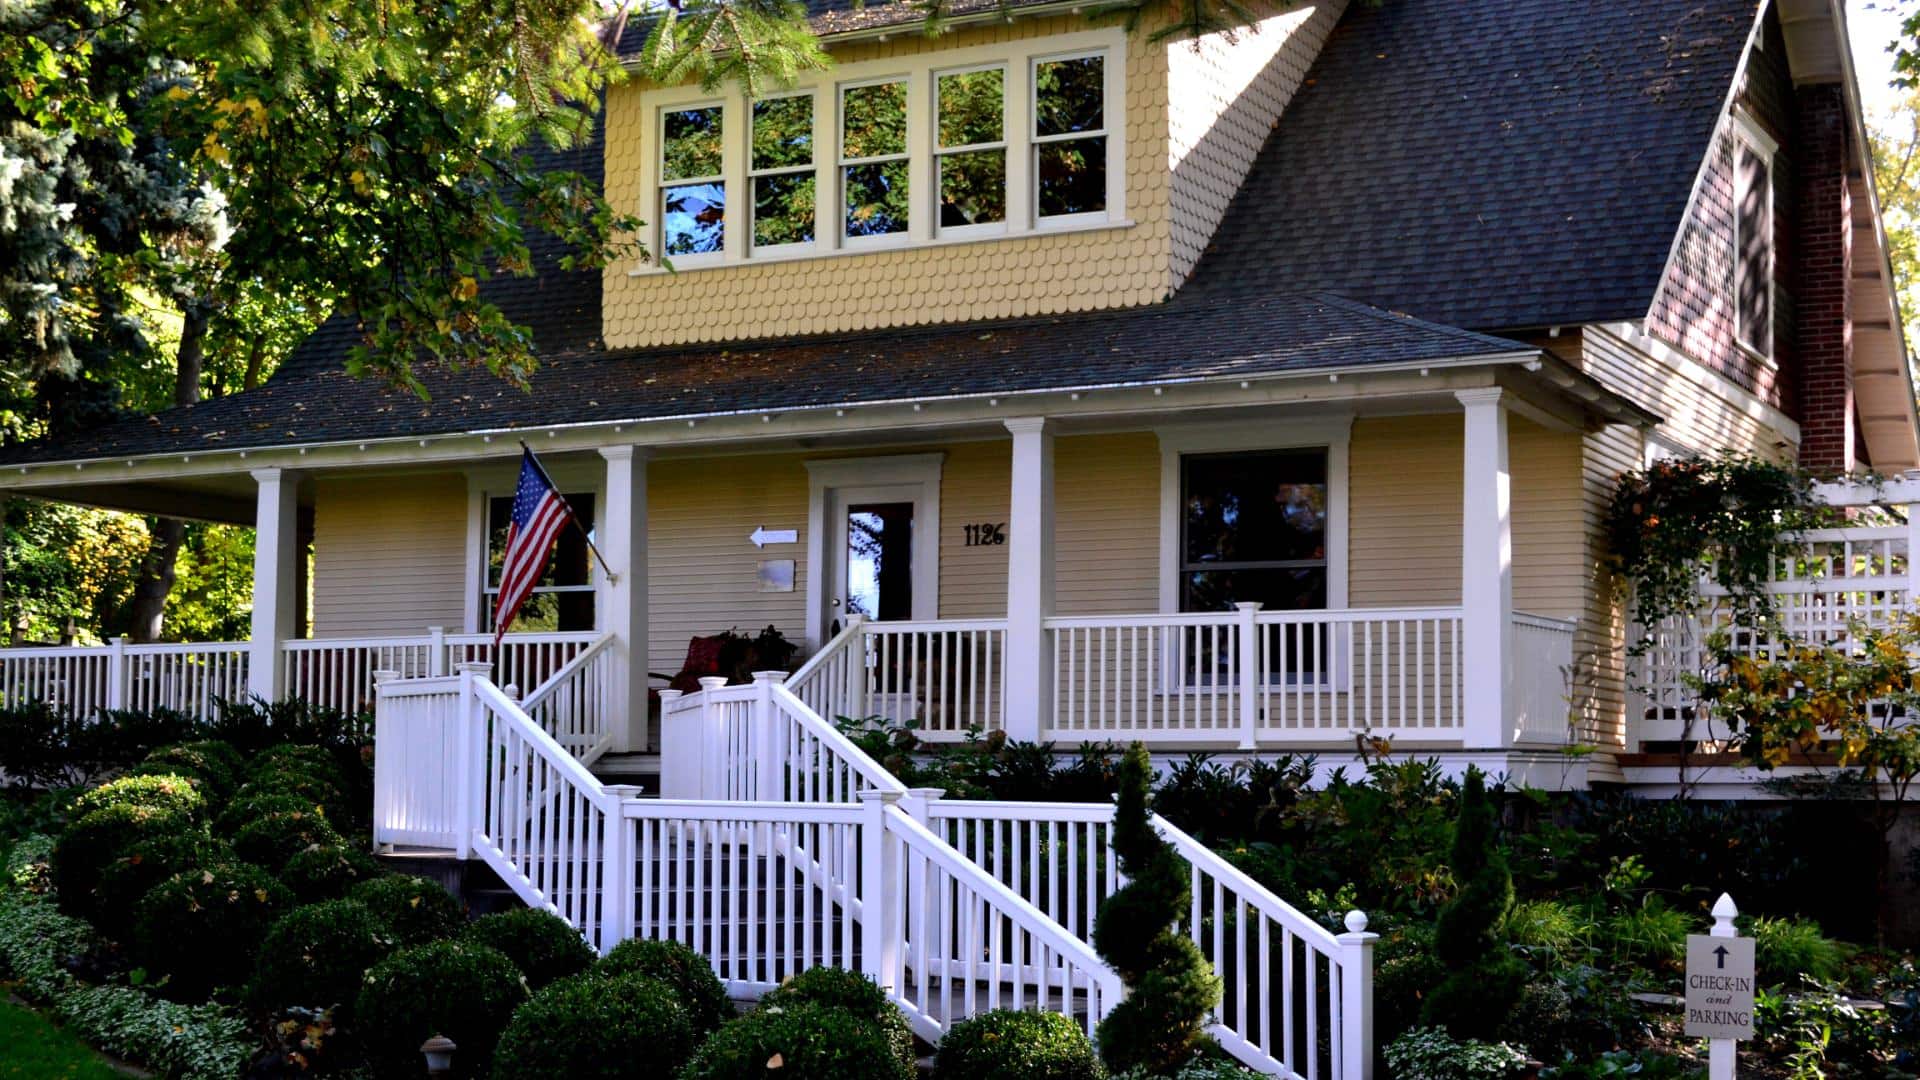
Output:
[1182,0,1759,329]
[0,293,1531,463]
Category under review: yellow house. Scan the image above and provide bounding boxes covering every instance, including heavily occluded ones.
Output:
[1,0,1912,795]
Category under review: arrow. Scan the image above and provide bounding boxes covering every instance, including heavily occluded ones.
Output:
[1713,945,1729,969]
[750,527,798,549]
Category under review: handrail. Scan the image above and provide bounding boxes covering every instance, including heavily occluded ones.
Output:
[788,618,866,692]
[473,677,612,808]
[1152,814,1340,952]
[770,683,907,796]
[520,632,616,711]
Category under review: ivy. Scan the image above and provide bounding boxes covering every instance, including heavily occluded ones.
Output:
[1604,452,1816,653]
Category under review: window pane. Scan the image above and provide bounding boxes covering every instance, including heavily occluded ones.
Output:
[1182,450,1327,565]
[487,494,596,589]
[846,502,914,621]
[938,68,1004,148]
[1736,144,1771,354]
[1035,55,1104,137]
[662,106,723,180]
[485,590,596,634]
[752,96,813,170]
[1181,568,1327,613]
[663,182,726,255]
[844,161,908,237]
[939,150,1006,228]
[841,81,907,159]
[1036,137,1106,217]
[754,173,815,246]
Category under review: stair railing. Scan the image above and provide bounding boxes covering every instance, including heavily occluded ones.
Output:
[517,632,617,764]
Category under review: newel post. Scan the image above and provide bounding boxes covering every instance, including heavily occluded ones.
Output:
[656,689,691,799]
[600,784,644,954]
[428,627,448,677]
[1337,909,1378,1080]
[752,671,789,800]
[843,614,868,721]
[105,636,129,713]
[370,669,399,851]
[697,676,729,799]
[857,790,904,991]
[1234,602,1262,750]
[453,660,491,860]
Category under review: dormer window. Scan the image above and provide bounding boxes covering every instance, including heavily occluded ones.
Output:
[1732,112,1776,360]
[633,28,1126,269]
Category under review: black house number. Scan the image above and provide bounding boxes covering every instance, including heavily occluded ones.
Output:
[963,523,1007,547]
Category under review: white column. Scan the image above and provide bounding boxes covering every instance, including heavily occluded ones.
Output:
[599,446,649,754]
[1003,418,1055,742]
[1457,389,1512,748]
[248,468,299,702]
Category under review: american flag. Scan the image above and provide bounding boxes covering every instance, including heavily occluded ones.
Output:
[494,449,578,644]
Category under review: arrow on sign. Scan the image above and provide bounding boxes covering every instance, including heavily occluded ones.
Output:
[750,527,798,549]
[1713,945,1729,969]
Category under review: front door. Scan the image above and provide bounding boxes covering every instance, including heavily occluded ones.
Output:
[827,484,921,634]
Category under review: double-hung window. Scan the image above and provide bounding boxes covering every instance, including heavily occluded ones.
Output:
[751,94,815,251]
[841,78,910,242]
[936,66,1007,235]
[1732,117,1775,360]
[1179,450,1330,614]
[483,493,597,633]
[660,105,726,260]
[1033,53,1108,223]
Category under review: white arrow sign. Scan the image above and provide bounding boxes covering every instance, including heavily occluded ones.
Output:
[750,527,798,548]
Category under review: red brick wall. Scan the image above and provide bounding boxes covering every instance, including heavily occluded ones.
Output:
[1792,82,1856,476]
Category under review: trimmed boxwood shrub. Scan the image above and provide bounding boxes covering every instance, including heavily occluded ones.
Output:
[230,773,349,829]
[138,741,244,802]
[598,937,732,1034]
[69,774,206,822]
[231,808,343,870]
[355,940,528,1076]
[678,1000,913,1080]
[762,966,915,1076]
[938,1009,1102,1080]
[216,791,324,836]
[490,971,693,1079]
[134,861,294,999]
[462,908,596,990]
[249,899,397,1012]
[348,874,464,945]
[93,832,235,939]
[279,844,384,902]
[248,744,347,788]
[51,803,188,921]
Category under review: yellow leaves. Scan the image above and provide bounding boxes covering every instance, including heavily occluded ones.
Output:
[213,96,269,134]
[454,276,479,301]
[202,133,230,166]
[164,86,192,102]
[350,169,371,195]
[255,888,271,903]
[409,896,422,909]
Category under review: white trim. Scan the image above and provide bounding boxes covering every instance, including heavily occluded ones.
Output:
[1154,417,1352,617]
[1591,320,1802,447]
[804,453,945,649]
[1729,113,1777,363]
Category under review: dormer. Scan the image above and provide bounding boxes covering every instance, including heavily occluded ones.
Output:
[601,0,1346,348]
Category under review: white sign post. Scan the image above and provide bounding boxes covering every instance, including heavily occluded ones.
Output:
[1685,893,1754,1079]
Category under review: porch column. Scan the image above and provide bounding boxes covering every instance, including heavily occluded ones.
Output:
[599,446,649,754]
[1456,389,1512,748]
[248,468,299,702]
[1003,418,1054,742]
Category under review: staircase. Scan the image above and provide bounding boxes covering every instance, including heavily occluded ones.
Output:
[372,657,1378,1080]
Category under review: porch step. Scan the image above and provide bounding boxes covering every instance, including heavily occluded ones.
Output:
[591,753,661,794]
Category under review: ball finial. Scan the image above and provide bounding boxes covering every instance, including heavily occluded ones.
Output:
[1344,909,1369,934]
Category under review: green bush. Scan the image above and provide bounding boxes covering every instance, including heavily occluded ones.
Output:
[1375,939,1446,1045]
[249,899,397,1012]
[230,772,349,829]
[215,791,324,836]
[69,774,206,822]
[1504,899,1591,956]
[938,1009,1102,1080]
[93,832,234,939]
[1748,916,1847,986]
[763,967,915,1076]
[1383,1026,1530,1080]
[138,742,244,803]
[51,803,188,922]
[355,940,528,1076]
[598,937,732,1033]
[462,908,596,990]
[347,874,464,944]
[231,807,343,870]
[1602,900,1690,973]
[248,744,348,789]
[278,844,384,902]
[1421,769,1526,1041]
[678,1000,913,1080]
[491,970,694,1079]
[134,861,293,999]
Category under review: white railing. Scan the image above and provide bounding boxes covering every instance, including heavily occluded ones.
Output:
[925,799,1116,951]
[787,618,865,720]
[786,616,1007,739]
[0,639,251,719]
[285,629,596,718]
[371,674,465,849]
[1510,613,1576,745]
[518,634,618,764]
[661,673,908,803]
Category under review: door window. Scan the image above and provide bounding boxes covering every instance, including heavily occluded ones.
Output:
[845,501,915,620]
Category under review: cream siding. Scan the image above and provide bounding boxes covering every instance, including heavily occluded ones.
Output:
[311,474,469,638]
[1055,433,1161,615]
[937,441,1012,621]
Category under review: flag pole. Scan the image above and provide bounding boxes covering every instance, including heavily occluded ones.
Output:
[519,441,618,584]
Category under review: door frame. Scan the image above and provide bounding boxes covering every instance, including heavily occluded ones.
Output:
[804,453,944,650]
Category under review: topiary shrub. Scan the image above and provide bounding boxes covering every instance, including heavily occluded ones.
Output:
[249,899,398,1013]
[762,966,915,1077]
[216,791,325,836]
[231,807,343,870]
[69,774,206,822]
[490,970,694,1079]
[1091,742,1221,1074]
[230,772,350,829]
[279,844,384,902]
[461,908,596,990]
[598,937,732,1034]
[93,832,235,940]
[938,1009,1102,1080]
[678,1000,912,1080]
[134,861,294,999]
[137,741,244,803]
[355,940,528,1076]
[1420,769,1526,1041]
[348,874,464,945]
[51,803,189,922]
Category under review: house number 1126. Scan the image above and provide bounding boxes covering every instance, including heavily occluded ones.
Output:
[963,523,1007,547]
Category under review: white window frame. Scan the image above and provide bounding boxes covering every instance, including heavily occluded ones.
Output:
[1730,109,1778,364]
[629,27,1127,273]
[933,62,1010,241]
[748,90,820,257]
[838,75,915,250]
[1030,48,1114,231]
[461,465,607,635]
[657,99,731,268]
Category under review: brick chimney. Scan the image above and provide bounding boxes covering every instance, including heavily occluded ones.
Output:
[1793,82,1856,476]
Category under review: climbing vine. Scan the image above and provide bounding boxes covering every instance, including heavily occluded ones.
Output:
[1604,452,1817,652]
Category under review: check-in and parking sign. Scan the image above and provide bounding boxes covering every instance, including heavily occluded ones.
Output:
[1685,934,1756,1041]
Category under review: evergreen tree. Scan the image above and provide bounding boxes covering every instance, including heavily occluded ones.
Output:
[1093,742,1222,1074]
[1419,768,1526,1040]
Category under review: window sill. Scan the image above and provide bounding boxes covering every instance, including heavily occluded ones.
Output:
[627,215,1137,277]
